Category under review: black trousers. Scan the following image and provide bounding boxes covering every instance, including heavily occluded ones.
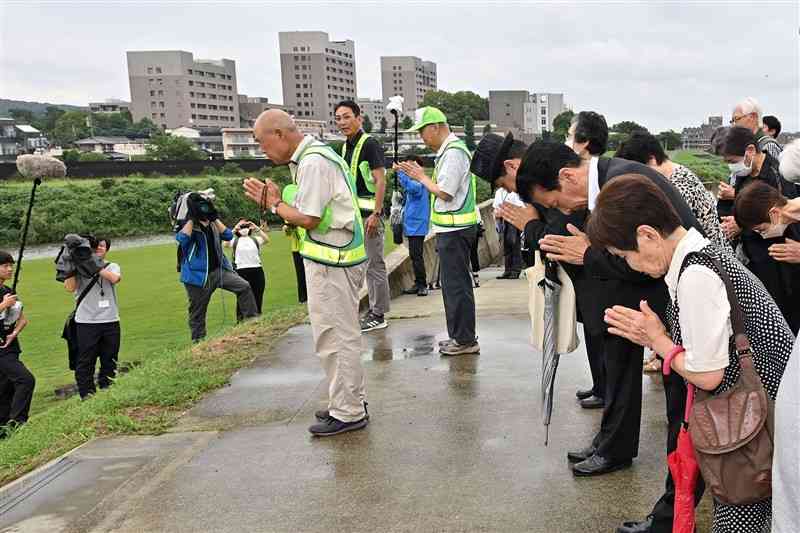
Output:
[407,235,427,288]
[75,321,120,399]
[502,222,523,275]
[648,371,705,532]
[292,251,308,304]
[0,353,35,426]
[236,266,266,317]
[592,333,643,461]
[470,231,480,273]
[585,330,606,399]
[438,227,477,344]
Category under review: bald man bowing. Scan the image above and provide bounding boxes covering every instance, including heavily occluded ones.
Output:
[244,110,370,437]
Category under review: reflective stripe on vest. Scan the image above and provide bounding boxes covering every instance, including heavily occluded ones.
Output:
[341,132,376,210]
[430,140,479,228]
[296,144,367,267]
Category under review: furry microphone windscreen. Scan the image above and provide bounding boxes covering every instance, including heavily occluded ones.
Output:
[16,154,67,179]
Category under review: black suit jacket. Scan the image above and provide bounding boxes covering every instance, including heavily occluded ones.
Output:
[524,158,704,334]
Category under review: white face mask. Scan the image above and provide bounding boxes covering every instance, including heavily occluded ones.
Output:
[758,223,788,239]
[238,228,250,237]
[728,155,752,177]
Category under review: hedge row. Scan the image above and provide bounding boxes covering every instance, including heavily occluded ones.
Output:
[1,168,494,248]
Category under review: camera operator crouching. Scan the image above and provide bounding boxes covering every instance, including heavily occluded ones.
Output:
[177,193,258,343]
[64,237,121,399]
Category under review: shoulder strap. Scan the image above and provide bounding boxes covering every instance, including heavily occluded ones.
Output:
[75,275,100,311]
[682,251,749,354]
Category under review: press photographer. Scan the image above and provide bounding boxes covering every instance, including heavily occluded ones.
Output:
[63,236,122,399]
[0,251,34,436]
[175,191,258,342]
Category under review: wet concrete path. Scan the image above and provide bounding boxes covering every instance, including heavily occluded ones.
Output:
[0,268,709,532]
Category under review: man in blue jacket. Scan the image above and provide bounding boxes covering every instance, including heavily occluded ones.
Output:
[398,155,431,296]
[177,196,257,342]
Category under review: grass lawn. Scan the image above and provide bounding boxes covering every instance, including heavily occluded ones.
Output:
[14,229,396,418]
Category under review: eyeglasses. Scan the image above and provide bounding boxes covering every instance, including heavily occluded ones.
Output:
[730,114,747,124]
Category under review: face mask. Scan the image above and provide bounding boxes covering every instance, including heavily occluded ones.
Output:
[728,155,752,177]
[758,223,788,239]
[238,228,250,237]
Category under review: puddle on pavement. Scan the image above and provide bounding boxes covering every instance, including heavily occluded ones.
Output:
[232,369,322,387]
[362,334,437,361]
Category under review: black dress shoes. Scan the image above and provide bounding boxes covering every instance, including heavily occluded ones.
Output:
[575,388,594,400]
[402,287,420,295]
[580,395,605,409]
[616,516,653,533]
[572,454,632,477]
[566,444,596,463]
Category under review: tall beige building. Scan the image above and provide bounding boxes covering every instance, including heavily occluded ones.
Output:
[279,31,357,132]
[127,50,239,131]
[380,57,437,118]
[490,90,566,137]
[356,98,385,129]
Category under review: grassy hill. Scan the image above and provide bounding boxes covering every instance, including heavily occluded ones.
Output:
[0,98,87,117]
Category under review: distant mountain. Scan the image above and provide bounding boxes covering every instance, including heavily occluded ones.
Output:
[0,98,88,117]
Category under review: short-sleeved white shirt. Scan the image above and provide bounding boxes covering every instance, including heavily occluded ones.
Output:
[433,133,472,234]
[664,228,733,373]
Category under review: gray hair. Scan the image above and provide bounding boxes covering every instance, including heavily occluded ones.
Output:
[779,139,800,183]
[734,97,763,122]
[16,154,67,179]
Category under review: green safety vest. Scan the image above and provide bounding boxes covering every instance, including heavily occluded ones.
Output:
[430,139,479,228]
[291,143,367,267]
[340,132,377,212]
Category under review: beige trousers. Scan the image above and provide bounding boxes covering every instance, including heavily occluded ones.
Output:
[305,259,367,422]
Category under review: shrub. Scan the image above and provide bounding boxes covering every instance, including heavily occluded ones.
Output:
[100,177,116,190]
[221,162,242,175]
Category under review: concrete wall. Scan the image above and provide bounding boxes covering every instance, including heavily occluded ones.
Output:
[360,199,500,309]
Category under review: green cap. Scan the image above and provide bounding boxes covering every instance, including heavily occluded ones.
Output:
[407,106,447,132]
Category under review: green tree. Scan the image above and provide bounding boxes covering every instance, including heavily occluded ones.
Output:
[8,108,34,124]
[53,111,90,146]
[401,116,413,130]
[31,106,66,136]
[464,115,476,150]
[145,133,204,161]
[419,90,489,125]
[129,117,159,137]
[611,121,648,135]
[657,130,683,151]
[363,114,373,133]
[61,149,81,163]
[91,112,132,136]
[379,116,388,133]
[552,110,575,142]
[78,151,109,162]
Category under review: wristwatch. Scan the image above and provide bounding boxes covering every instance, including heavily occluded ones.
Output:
[271,200,284,215]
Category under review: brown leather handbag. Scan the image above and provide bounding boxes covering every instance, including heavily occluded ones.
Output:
[687,254,774,506]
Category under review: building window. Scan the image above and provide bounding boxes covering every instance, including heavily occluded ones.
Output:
[150,90,155,96]
[295,75,300,80]
[151,101,156,107]
[147,67,153,74]
[187,69,193,74]
[158,90,163,96]
[188,80,193,86]
[191,114,196,119]
[155,67,162,74]
[151,113,157,119]
[159,101,165,108]
[293,46,298,51]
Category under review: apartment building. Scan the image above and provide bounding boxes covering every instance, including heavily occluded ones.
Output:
[380,56,437,118]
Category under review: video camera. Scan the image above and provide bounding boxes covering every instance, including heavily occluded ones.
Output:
[54,234,107,282]
[169,188,218,231]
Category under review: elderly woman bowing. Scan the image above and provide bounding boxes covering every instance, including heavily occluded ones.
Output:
[586,174,793,533]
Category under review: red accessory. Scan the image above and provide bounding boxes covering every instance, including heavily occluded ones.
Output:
[662,345,685,376]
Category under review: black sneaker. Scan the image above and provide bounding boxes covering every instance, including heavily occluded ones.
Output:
[360,312,388,332]
[316,402,369,421]
[309,415,369,437]
[417,286,429,296]
[402,287,419,295]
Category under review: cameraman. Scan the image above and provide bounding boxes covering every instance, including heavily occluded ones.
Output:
[64,237,121,399]
[177,198,258,342]
[0,251,34,434]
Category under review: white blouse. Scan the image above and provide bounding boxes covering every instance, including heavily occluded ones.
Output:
[664,228,733,373]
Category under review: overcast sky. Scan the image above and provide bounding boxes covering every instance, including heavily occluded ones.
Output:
[1,1,798,133]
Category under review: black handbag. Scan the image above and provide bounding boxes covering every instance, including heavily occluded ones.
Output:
[61,275,99,370]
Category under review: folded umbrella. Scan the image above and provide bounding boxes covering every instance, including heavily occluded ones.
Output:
[664,367,700,533]
[539,257,562,446]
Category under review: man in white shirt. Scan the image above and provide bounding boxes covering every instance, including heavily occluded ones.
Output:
[397,107,480,356]
[244,109,369,437]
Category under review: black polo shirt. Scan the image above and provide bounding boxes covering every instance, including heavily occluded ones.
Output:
[341,130,385,199]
